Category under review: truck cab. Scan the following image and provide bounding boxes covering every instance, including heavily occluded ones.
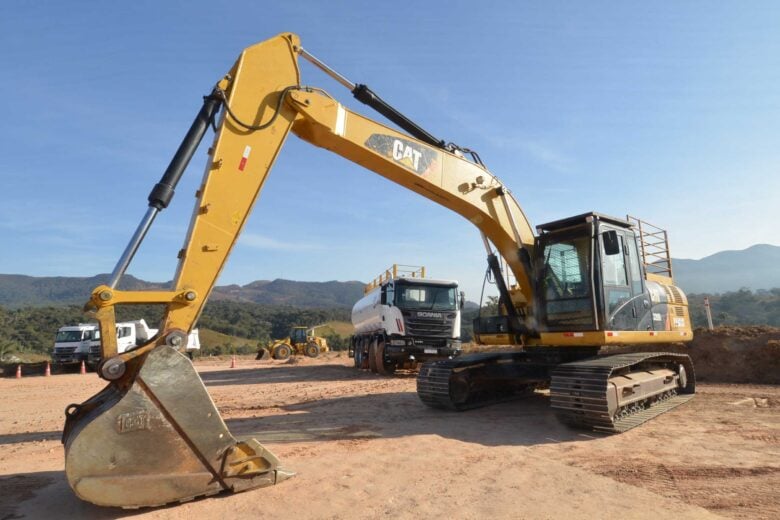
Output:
[350,265,464,373]
[52,324,100,365]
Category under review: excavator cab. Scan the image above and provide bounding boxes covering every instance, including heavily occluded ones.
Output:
[535,212,654,333]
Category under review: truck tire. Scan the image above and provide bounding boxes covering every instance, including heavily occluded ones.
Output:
[358,340,370,369]
[368,340,378,373]
[272,343,292,360]
[374,339,396,375]
[305,342,320,358]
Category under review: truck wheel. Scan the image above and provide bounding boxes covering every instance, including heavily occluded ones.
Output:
[272,343,292,360]
[374,339,396,375]
[305,342,320,358]
[358,341,370,369]
[368,340,378,373]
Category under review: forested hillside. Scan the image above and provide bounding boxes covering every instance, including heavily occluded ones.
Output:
[1,288,778,362]
[687,289,780,328]
[0,274,365,309]
[0,300,350,360]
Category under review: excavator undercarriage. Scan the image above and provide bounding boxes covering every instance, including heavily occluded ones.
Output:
[417,349,695,433]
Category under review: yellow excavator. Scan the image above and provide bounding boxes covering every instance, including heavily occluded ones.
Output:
[63,33,695,508]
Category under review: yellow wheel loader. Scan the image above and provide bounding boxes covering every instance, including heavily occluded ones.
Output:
[260,325,329,360]
[63,32,695,509]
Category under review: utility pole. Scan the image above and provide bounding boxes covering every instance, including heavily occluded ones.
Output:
[703,297,714,330]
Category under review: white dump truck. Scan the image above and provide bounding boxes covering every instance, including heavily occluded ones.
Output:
[53,320,200,368]
[349,265,463,375]
[87,320,201,366]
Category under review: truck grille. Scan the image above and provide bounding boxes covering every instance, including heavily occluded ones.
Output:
[90,345,100,355]
[56,346,77,354]
[403,312,454,338]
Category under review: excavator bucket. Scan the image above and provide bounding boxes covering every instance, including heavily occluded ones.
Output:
[63,345,292,508]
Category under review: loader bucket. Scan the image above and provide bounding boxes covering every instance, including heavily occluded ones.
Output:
[256,347,271,361]
[62,345,292,508]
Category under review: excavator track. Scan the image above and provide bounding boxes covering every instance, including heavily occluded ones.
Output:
[417,352,547,411]
[550,352,695,433]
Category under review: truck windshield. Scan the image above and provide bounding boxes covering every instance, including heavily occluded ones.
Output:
[56,330,84,342]
[395,284,457,311]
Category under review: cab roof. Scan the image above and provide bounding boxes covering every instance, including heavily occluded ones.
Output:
[536,212,632,233]
[393,277,457,287]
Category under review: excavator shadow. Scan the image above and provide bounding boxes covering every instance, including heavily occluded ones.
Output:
[0,469,254,518]
[0,471,138,519]
[225,390,605,448]
[0,430,61,446]
[199,363,416,387]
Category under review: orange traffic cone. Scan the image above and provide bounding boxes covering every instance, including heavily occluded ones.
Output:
[230,355,236,368]
[15,364,21,379]
[45,362,51,377]
[80,360,86,375]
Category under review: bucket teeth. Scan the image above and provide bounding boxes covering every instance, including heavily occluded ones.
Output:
[63,345,290,508]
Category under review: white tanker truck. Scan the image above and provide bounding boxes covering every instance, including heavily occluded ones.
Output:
[349,265,464,375]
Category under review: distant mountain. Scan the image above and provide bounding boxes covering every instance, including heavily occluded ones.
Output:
[0,274,167,308]
[0,274,365,309]
[210,279,365,308]
[673,244,780,294]
[1,243,776,308]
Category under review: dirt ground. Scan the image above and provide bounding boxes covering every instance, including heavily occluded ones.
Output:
[1,353,778,520]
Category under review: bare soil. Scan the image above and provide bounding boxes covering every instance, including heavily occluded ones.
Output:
[0,349,778,520]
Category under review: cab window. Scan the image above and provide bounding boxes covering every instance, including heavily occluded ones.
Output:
[539,235,595,328]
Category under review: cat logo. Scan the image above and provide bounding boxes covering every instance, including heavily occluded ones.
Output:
[392,139,423,171]
[364,134,438,175]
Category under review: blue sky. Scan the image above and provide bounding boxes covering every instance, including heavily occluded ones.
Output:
[1,1,778,299]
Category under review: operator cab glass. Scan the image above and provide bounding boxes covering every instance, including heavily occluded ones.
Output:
[56,330,86,342]
[538,234,594,328]
[290,327,307,345]
[536,212,648,332]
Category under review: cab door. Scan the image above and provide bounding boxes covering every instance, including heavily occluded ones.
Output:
[600,229,641,331]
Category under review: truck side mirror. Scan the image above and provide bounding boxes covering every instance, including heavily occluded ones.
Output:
[602,230,621,256]
[459,291,466,309]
